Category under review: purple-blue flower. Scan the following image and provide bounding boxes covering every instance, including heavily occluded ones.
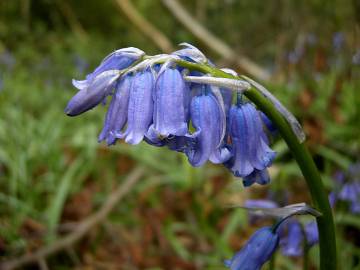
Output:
[72,48,144,91]
[225,102,276,185]
[304,221,319,246]
[224,226,279,270]
[280,219,319,257]
[280,220,303,257]
[244,199,279,209]
[121,70,155,145]
[148,66,189,138]
[330,163,360,214]
[186,87,231,167]
[65,48,144,116]
[245,198,320,257]
[98,75,132,145]
[65,70,121,116]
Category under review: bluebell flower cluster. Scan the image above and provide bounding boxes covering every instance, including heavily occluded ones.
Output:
[65,44,276,186]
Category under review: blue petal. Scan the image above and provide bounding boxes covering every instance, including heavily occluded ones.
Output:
[186,90,229,167]
[281,220,303,257]
[245,104,276,170]
[224,105,253,177]
[304,221,319,246]
[243,169,270,186]
[225,226,279,270]
[98,75,132,145]
[81,48,143,87]
[123,70,154,145]
[65,70,120,116]
[151,67,188,137]
[339,182,360,202]
[244,199,278,209]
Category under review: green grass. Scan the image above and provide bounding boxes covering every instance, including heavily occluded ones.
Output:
[0,35,359,269]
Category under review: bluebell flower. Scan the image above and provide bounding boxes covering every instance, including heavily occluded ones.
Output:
[280,219,319,257]
[225,102,276,185]
[280,220,303,257]
[244,199,279,209]
[224,227,279,270]
[72,47,144,90]
[67,48,143,116]
[65,70,121,116]
[243,169,271,186]
[147,66,189,138]
[245,198,320,257]
[330,163,360,214]
[98,75,132,145]
[304,221,319,246]
[186,86,231,167]
[120,70,155,145]
[338,182,360,214]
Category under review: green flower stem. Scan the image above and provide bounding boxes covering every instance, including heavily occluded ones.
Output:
[174,59,336,270]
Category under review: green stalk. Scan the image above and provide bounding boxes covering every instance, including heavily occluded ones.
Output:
[173,59,337,270]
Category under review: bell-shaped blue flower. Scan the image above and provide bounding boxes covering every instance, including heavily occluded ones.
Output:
[72,47,144,90]
[121,70,154,145]
[65,70,120,116]
[304,221,319,246]
[186,87,231,167]
[279,219,319,257]
[280,220,303,257]
[224,226,279,270]
[148,66,189,138]
[98,75,132,145]
[225,102,276,183]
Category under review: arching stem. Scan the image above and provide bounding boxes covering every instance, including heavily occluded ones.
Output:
[172,59,336,270]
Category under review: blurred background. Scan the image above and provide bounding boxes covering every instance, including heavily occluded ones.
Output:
[0,0,359,269]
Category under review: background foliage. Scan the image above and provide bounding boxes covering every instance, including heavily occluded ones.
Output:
[0,0,359,269]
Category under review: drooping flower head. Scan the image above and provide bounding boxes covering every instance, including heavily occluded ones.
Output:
[65,44,280,186]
